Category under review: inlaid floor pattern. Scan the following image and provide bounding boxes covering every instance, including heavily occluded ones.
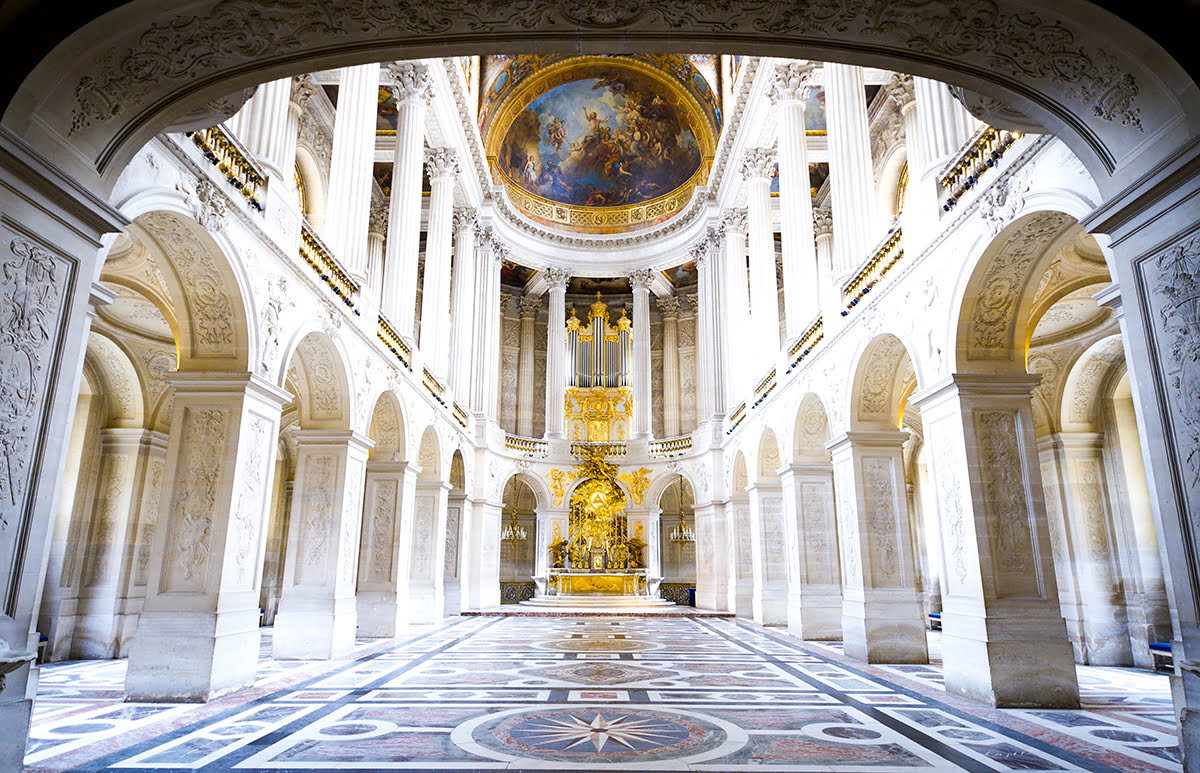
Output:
[25,616,1180,771]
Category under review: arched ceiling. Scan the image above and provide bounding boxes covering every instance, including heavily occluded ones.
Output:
[482,55,719,234]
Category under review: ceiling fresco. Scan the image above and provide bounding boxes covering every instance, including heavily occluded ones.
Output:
[483,56,718,234]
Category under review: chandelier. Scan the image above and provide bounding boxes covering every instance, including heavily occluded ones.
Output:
[669,512,695,544]
[501,510,527,543]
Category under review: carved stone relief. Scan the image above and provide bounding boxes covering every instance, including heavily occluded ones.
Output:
[1150,234,1200,489]
[444,504,461,578]
[231,415,272,588]
[163,407,227,592]
[411,495,436,580]
[339,458,363,585]
[134,457,164,586]
[857,336,906,422]
[862,457,901,587]
[975,409,1040,597]
[369,479,397,582]
[299,454,335,583]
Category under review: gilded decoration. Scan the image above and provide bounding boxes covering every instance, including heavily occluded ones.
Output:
[484,56,717,234]
[548,452,646,581]
[565,387,632,443]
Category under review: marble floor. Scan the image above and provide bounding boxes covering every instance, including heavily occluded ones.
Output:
[24,616,1179,771]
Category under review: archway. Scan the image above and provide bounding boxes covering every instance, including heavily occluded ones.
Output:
[729,451,753,618]
[499,475,540,604]
[409,426,445,623]
[443,450,467,614]
[751,428,788,625]
[656,474,696,605]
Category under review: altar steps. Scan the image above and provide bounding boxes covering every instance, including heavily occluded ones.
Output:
[462,594,734,617]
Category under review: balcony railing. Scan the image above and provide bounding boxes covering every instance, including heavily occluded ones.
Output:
[843,228,903,312]
[648,436,692,458]
[422,368,447,406]
[786,317,824,372]
[505,435,548,457]
[186,125,267,211]
[727,402,747,435]
[570,442,627,458]
[451,402,469,429]
[377,315,412,370]
[752,368,777,408]
[300,222,360,313]
[939,127,1022,212]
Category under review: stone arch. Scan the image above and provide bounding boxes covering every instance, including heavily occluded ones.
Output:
[366,390,406,462]
[952,210,1084,374]
[10,1,1195,203]
[757,427,782,483]
[416,426,440,481]
[279,331,353,431]
[849,333,918,430]
[877,148,908,219]
[1061,334,1127,433]
[294,144,326,228]
[121,209,255,372]
[85,331,145,429]
[1025,231,1113,336]
[794,392,832,463]
[644,468,700,511]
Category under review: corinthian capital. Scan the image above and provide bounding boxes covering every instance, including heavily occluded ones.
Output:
[368,205,388,235]
[425,147,460,181]
[741,147,777,182]
[387,62,434,104]
[656,296,682,316]
[628,268,656,291]
[721,207,749,235]
[290,75,317,108]
[886,73,916,112]
[544,266,571,289]
[813,207,834,237]
[453,207,478,233]
[770,61,818,105]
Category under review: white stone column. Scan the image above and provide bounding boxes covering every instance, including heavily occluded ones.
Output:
[780,463,842,640]
[720,210,752,400]
[824,62,878,279]
[1043,431,1134,666]
[380,62,432,334]
[227,76,310,182]
[419,148,459,379]
[470,232,504,418]
[629,268,655,439]
[771,62,820,340]
[693,502,727,610]
[516,294,539,437]
[323,64,380,281]
[742,148,781,369]
[828,431,929,664]
[813,208,840,332]
[694,232,727,419]
[912,76,976,172]
[449,208,478,398]
[273,430,371,660]
[543,267,570,439]
[356,461,416,637]
[888,74,935,254]
[658,296,682,437]
[913,375,1079,707]
[365,206,386,303]
[126,373,290,701]
[408,480,450,623]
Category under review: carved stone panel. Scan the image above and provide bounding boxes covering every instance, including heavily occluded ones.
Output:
[368,478,398,583]
[411,495,436,581]
[444,504,461,578]
[297,454,335,585]
[975,409,1041,598]
[800,480,835,585]
[339,458,364,585]
[231,415,272,589]
[862,457,901,588]
[162,407,228,593]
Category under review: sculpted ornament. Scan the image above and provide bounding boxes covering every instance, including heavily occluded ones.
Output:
[545,468,579,506]
[387,61,434,104]
[544,267,571,290]
[1153,234,1200,487]
[185,180,228,232]
[978,171,1031,236]
[771,61,817,104]
[164,407,227,590]
[425,147,460,181]
[617,467,652,505]
[627,268,656,291]
[741,147,777,182]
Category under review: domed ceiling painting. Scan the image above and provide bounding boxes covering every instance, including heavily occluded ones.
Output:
[484,56,718,234]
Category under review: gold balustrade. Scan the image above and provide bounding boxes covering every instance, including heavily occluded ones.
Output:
[505,435,548,457]
[787,317,824,372]
[753,368,777,408]
[648,436,692,458]
[939,127,1022,212]
[727,402,747,435]
[300,222,360,312]
[422,368,447,406]
[186,125,267,211]
[570,441,627,459]
[452,402,468,429]
[843,228,904,311]
[377,315,412,370]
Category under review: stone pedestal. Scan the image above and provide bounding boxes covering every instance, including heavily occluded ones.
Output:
[356,461,417,636]
[126,373,289,701]
[781,463,842,640]
[828,431,928,664]
[273,430,371,660]
[913,375,1079,707]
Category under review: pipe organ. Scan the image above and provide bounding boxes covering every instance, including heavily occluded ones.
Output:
[564,294,633,442]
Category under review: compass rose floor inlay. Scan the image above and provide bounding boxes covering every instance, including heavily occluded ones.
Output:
[24,616,1180,771]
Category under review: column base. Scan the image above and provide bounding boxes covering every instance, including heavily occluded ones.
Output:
[125,609,260,702]
[842,592,928,664]
[941,609,1079,708]
[787,589,842,640]
[0,696,32,771]
[273,596,357,660]
[356,591,407,637]
[734,579,754,619]
[407,585,444,625]
[756,580,788,626]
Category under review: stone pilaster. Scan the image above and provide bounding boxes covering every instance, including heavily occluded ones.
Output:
[748,481,788,625]
[780,462,842,640]
[913,375,1079,707]
[771,62,820,340]
[380,62,433,335]
[629,268,656,439]
[273,430,371,660]
[126,373,290,700]
[408,479,450,623]
[356,461,417,636]
[323,64,381,281]
[828,431,928,664]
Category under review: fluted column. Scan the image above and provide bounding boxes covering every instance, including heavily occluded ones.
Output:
[825,63,878,279]
[471,231,503,417]
[227,76,309,182]
[913,76,976,172]
[771,62,820,340]
[694,233,726,419]
[544,268,570,438]
[629,268,655,439]
[323,64,380,281]
[516,294,539,437]
[365,206,386,303]
[742,148,780,370]
[659,296,682,437]
[449,208,478,398]
[420,148,459,379]
[888,75,934,254]
[380,62,433,334]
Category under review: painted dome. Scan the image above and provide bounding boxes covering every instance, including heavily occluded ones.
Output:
[484,56,718,234]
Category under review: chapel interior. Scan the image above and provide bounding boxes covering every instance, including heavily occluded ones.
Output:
[0,6,1198,770]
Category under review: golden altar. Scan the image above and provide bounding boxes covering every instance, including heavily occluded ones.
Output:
[549,571,647,596]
